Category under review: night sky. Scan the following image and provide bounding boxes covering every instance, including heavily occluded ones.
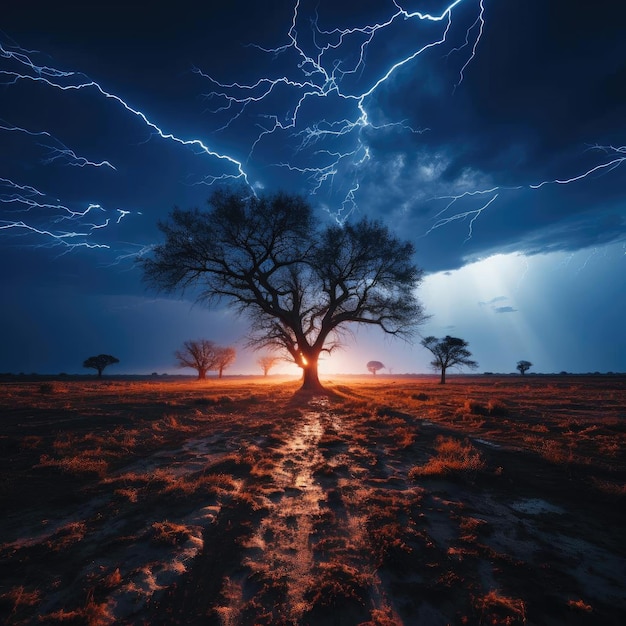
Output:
[2,0,625,376]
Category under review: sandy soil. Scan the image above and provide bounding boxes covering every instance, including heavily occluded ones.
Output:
[0,375,625,625]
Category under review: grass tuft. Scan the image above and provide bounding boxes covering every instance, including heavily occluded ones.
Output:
[409,436,486,478]
[475,590,526,624]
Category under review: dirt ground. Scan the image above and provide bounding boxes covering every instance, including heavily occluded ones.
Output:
[0,375,625,625]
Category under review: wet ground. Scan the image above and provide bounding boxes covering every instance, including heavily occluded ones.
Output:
[0,377,625,624]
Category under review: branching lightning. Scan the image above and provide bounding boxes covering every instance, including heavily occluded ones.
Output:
[1,1,623,258]
[1,121,116,169]
[197,0,487,222]
[1,39,249,251]
[429,144,625,242]
[194,0,624,243]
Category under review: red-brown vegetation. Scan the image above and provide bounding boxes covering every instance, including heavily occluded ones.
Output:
[0,375,624,624]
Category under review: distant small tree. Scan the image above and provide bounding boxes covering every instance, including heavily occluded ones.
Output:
[214,346,236,378]
[83,354,119,378]
[175,340,236,379]
[421,335,478,384]
[258,355,279,376]
[366,360,385,375]
[516,360,533,376]
[175,339,217,380]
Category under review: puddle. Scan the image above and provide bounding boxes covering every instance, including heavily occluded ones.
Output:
[474,438,500,448]
[237,406,326,621]
[509,498,564,515]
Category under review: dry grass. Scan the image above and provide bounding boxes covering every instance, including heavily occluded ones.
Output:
[0,586,41,616]
[37,452,109,477]
[409,435,486,478]
[149,521,195,546]
[475,590,526,624]
[0,375,624,625]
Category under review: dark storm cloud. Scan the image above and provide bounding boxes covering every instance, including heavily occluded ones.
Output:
[360,0,626,270]
[1,0,625,374]
[2,0,624,277]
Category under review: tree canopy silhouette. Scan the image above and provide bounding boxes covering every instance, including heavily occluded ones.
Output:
[421,335,478,384]
[516,360,533,375]
[258,355,280,376]
[214,346,236,378]
[175,339,235,380]
[142,189,426,390]
[366,360,385,375]
[83,354,119,378]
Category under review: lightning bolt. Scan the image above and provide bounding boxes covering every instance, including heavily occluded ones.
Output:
[3,2,621,258]
[0,171,131,250]
[194,1,623,244]
[1,121,115,169]
[422,192,499,241]
[1,39,250,251]
[196,0,487,222]
[0,221,110,251]
[1,43,248,182]
[529,145,626,189]
[428,145,626,242]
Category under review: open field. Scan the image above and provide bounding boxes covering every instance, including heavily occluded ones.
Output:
[1,375,625,625]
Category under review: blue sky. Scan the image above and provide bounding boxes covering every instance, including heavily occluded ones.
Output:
[1,0,625,375]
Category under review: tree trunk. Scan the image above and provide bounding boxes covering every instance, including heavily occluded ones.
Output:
[97,368,103,378]
[198,369,207,380]
[440,368,446,384]
[218,367,224,379]
[300,357,324,391]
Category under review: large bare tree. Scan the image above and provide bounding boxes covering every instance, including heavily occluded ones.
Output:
[142,189,426,391]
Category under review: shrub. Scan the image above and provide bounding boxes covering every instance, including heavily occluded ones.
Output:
[409,436,486,478]
[486,399,508,416]
[459,398,507,417]
[462,399,484,414]
[305,562,370,608]
[39,382,56,395]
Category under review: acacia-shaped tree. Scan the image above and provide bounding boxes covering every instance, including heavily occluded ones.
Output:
[142,189,426,391]
[83,354,119,378]
[516,360,533,375]
[366,360,385,375]
[421,335,478,384]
